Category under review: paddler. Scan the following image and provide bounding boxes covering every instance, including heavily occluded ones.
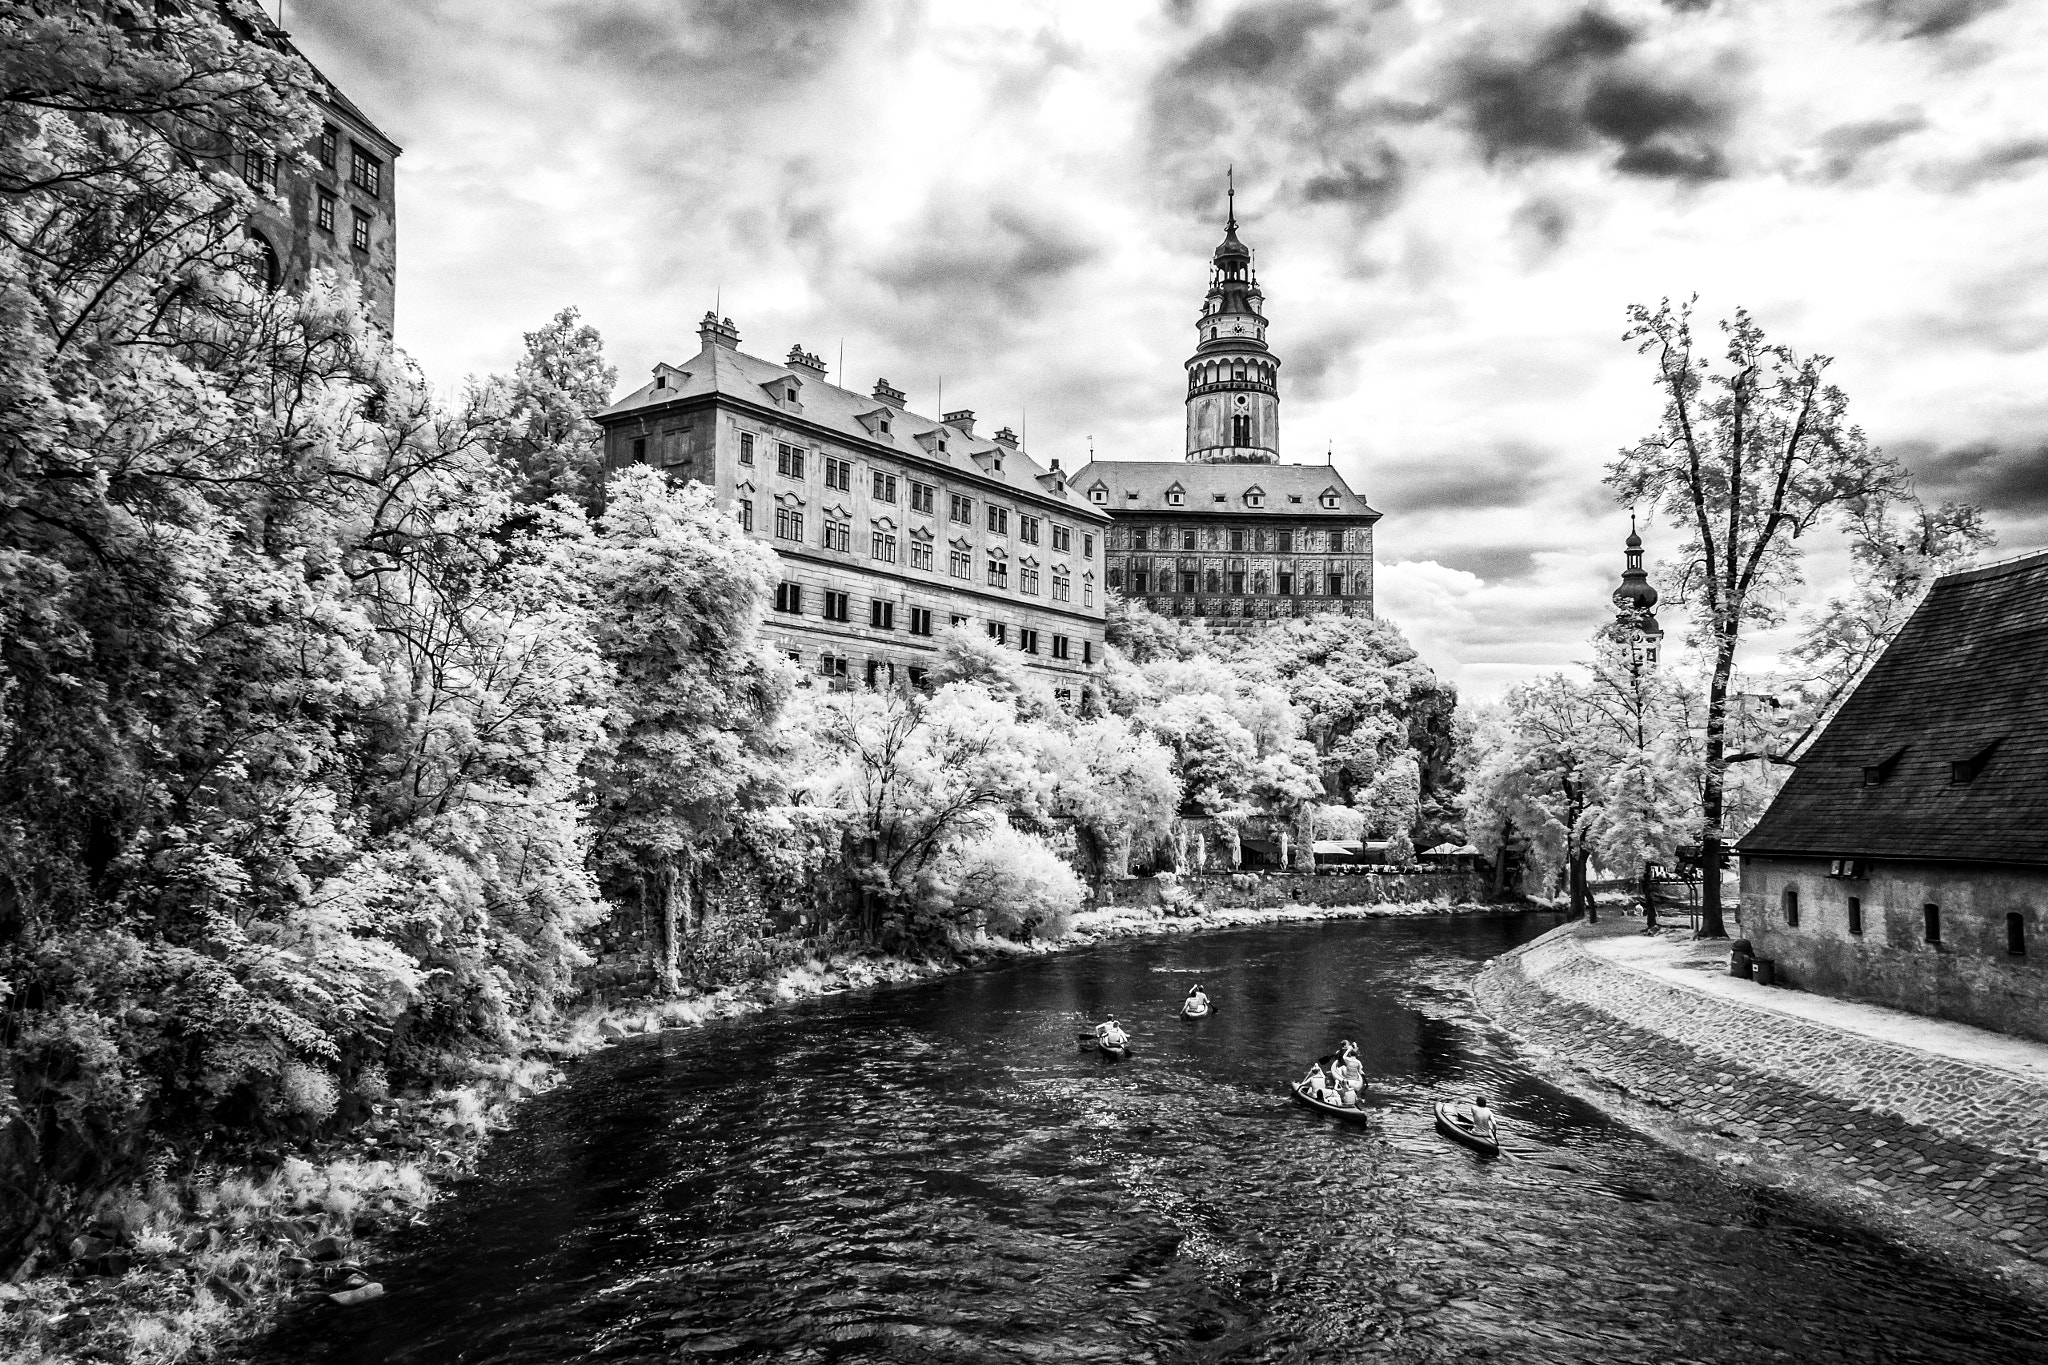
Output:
[1095,1015,1129,1051]
[1185,984,1210,1013]
[1467,1094,1498,1143]
[1338,1046,1365,1105]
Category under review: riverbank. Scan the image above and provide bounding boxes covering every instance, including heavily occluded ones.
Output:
[1474,918,2048,1302]
[1,895,1529,1364]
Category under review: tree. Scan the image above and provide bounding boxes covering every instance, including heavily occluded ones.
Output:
[1462,676,1606,918]
[1607,300,1906,937]
[1581,632,1701,915]
[579,466,790,993]
[497,306,618,510]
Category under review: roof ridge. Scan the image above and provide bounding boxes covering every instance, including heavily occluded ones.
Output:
[1933,546,2048,589]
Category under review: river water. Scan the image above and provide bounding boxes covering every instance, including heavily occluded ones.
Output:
[254,913,2048,1364]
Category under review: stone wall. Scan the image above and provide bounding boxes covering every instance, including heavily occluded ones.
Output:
[1742,856,2048,1044]
[1092,868,1487,910]
[1476,926,2048,1269]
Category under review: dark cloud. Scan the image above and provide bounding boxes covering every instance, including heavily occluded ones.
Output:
[1855,0,2006,39]
[1434,544,1543,581]
[559,0,868,83]
[1918,137,2048,193]
[1300,143,1404,213]
[867,197,1100,318]
[1451,10,1734,183]
[1899,438,2048,514]
[1374,441,1565,514]
[1170,0,1342,83]
[1812,114,1927,182]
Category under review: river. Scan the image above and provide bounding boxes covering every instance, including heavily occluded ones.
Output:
[251,912,2048,1364]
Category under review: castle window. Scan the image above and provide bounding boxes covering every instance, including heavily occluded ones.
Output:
[774,583,803,614]
[316,190,335,234]
[1019,629,1040,655]
[1206,570,1220,593]
[1231,414,1251,446]
[1234,367,1245,381]
[1090,487,1107,504]
[318,124,338,167]
[1328,573,1344,597]
[909,607,933,636]
[1230,530,1244,552]
[910,481,935,514]
[1083,573,1094,606]
[1052,525,1070,552]
[1133,571,1149,594]
[824,456,851,491]
[1245,490,1264,508]
[1279,572,1294,596]
[910,540,932,571]
[351,209,371,252]
[1181,530,1196,551]
[1083,534,1093,558]
[1923,903,1941,944]
[631,437,646,463]
[739,433,755,465]
[986,505,1009,535]
[1083,640,1095,664]
[823,517,850,552]
[774,507,803,542]
[823,591,850,622]
[1052,570,1070,602]
[1322,493,1340,509]
[948,547,972,579]
[870,530,896,563]
[949,493,973,523]
[738,499,753,532]
[872,471,897,502]
[1327,529,1345,552]
[1230,571,1245,594]
[1167,489,1184,506]
[1782,886,1799,928]
[1277,531,1293,553]
[987,622,1008,645]
[1179,571,1197,594]
[870,600,895,630]
[987,558,1008,589]
[1052,635,1070,660]
[777,443,805,478]
[1020,515,1040,544]
[1848,897,1862,935]
[1131,528,1148,550]
[349,145,382,197]
[2010,912,2027,956]
[1020,565,1039,595]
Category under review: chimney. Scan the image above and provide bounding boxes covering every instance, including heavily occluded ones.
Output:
[992,426,1019,449]
[697,312,741,349]
[942,409,976,436]
[1050,456,1061,471]
[872,378,906,408]
[786,344,829,377]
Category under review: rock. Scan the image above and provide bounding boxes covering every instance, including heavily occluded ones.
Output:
[306,1235,345,1262]
[328,1282,384,1307]
[598,1021,627,1041]
[206,1274,252,1307]
[280,1256,313,1279]
[68,1235,113,1262]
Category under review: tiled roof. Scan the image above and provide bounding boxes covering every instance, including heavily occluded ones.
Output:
[600,338,1105,518]
[1069,459,1380,519]
[1739,548,2048,866]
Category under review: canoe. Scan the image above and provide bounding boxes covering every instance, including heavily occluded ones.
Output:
[1290,1082,1370,1125]
[1179,1000,1212,1020]
[1077,1031,1134,1059]
[1433,1101,1502,1157]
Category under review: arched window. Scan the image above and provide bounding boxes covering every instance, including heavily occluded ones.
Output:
[1231,413,1251,446]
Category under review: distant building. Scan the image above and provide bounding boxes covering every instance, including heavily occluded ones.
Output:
[595,315,1110,698]
[1737,550,2048,1043]
[1071,183,1380,629]
[1610,517,1664,666]
[209,3,401,331]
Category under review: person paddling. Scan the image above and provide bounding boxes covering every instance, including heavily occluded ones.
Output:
[1302,1060,1332,1102]
[1185,984,1210,1014]
[1466,1094,1498,1143]
[1095,1015,1129,1051]
[1338,1046,1365,1105]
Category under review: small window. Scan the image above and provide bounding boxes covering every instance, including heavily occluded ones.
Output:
[986,622,1008,645]
[774,507,803,542]
[986,558,1008,589]
[350,209,371,252]
[1328,573,1344,598]
[986,505,1009,535]
[870,600,894,630]
[910,541,932,572]
[870,530,896,563]
[1847,896,1862,935]
[2009,912,2027,956]
[1167,489,1184,506]
[1180,530,1196,551]
[1020,565,1039,595]
[823,457,851,492]
[1230,530,1244,552]
[1212,493,1227,503]
[1277,531,1293,554]
[1782,886,1799,928]
[1278,572,1294,596]
[910,482,935,514]
[738,498,753,532]
[739,433,755,465]
[1131,528,1148,551]
[950,614,969,628]
[316,190,336,234]
[909,607,933,636]
[1230,572,1245,595]
[1083,640,1094,664]
[948,547,972,579]
[1923,903,1941,945]
[823,518,850,552]
[1245,491,1264,508]
[1020,629,1040,655]
[1090,487,1107,504]
[631,437,647,464]
[1178,570,1197,594]
[872,471,897,502]
[1020,515,1040,544]
[950,494,973,524]
[774,583,803,614]
[1863,749,1904,786]
[318,124,338,167]
[1132,570,1149,594]
[777,443,805,478]
[1083,534,1093,558]
[823,591,850,623]
[1052,635,1070,660]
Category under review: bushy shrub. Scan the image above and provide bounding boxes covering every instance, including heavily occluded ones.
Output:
[943,825,1084,940]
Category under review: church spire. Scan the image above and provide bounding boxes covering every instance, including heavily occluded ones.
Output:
[1613,514,1664,666]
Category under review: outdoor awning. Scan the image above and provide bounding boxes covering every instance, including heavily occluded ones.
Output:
[1311,840,1362,855]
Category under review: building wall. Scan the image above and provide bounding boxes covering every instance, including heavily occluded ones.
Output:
[1104,512,1376,625]
[603,396,1108,695]
[1741,856,2048,1043]
[245,94,399,334]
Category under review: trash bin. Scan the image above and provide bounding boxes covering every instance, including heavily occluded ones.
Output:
[1729,951,1754,980]
[1754,957,1777,987]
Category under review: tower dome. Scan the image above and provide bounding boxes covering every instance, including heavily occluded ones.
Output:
[1613,517,1664,665]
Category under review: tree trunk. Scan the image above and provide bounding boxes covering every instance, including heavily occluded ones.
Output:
[1640,863,1657,932]
[646,860,680,995]
[1697,626,1738,938]
[1575,849,1595,922]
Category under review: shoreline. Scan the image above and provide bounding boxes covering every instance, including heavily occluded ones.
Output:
[1473,919,2048,1307]
[2,896,1536,1364]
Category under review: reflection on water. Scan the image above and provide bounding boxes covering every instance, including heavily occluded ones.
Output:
[251,914,2048,1364]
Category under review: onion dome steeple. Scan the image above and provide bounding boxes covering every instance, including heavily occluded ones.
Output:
[1613,516,1665,666]
[1185,169,1281,464]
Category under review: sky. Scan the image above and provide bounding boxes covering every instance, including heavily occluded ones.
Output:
[287,0,2048,701]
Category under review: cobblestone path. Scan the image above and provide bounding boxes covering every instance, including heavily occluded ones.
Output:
[1475,926,2048,1266]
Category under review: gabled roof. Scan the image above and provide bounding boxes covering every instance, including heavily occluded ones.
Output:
[1740,548,2048,866]
[600,339,1104,519]
[1069,459,1379,519]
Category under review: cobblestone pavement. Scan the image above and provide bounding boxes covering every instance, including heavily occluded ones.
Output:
[1474,922,2048,1269]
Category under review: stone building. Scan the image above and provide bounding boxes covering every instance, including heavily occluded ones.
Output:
[210,3,401,332]
[595,315,1110,698]
[1070,185,1380,628]
[1738,549,2048,1042]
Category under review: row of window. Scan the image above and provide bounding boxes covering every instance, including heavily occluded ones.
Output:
[1111,567,1367,598]
[746,502,1096,604]
[1780,887,2026,955]
[1094,486,1340,510]
[1123,527,1354,554]
[770,584,1095,662]
[238,149,377,252]
[797,654,1082,706]
[740,433,1090,554]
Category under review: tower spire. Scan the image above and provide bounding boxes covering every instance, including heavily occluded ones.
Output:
[1226,165,1236,231]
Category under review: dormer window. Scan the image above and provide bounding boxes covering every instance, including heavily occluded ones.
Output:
[1089,486,1107,504]
[1244,487,1265,508]
[1863,748,1905,786]
[880,419,891,435]
[1212,494,1226,503]
[1950,740,2000,784]
[1166,485,1185,506]
[786,384,799,402]
[1320,490,1340,509]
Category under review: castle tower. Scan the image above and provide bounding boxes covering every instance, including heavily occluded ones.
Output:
[1613,517,1664,666]
[1184,173,1279,464]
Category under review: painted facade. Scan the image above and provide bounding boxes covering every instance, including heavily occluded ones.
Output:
[595,317,1110,698]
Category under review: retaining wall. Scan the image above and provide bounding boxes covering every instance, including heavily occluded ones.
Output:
[1091,869,1489,911]
[1475,925,2048,1268]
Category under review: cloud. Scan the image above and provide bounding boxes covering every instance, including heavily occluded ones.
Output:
[1373,440,1568,514]
[1900,437,2048,514]
[866,196,1101,315]
[1855,0,2007,40]
[1917,137,2048,193]
[1810,113,1927,182]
